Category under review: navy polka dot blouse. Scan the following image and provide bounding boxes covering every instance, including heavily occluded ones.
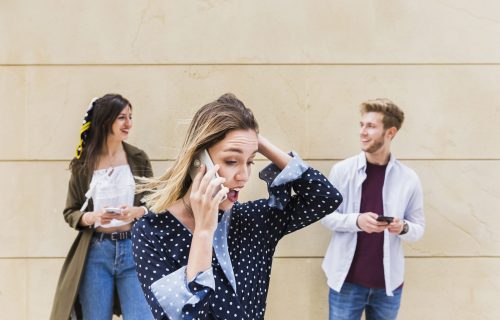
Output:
[132,154,342,319]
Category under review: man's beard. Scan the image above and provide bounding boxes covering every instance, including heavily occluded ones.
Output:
[362,133,386,154]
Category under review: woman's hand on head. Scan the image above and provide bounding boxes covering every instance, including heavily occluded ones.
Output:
[257,134,269,154]
[190,164,228,233]
[257,134,292,170]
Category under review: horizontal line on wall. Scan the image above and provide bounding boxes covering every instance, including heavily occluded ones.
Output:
[272,256,500,259]
[0,257,66,260]
[1,158,499,163]
[1,256,499,260]
[1,63,500,67]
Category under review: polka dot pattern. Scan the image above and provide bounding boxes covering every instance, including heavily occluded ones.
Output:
[132,157,342,319]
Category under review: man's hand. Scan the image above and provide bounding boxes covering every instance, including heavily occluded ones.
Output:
[357,212,388,233]
[387,217,405,234]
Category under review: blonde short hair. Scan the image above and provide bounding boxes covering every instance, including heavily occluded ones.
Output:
[360,98,404,130]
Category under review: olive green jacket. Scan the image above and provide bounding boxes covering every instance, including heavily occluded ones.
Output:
[50,142,153,320]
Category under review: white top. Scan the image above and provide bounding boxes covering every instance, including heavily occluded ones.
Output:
[321,152,425,296]
[85,164,135,228]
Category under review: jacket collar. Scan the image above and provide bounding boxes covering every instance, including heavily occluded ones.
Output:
[123,141,143,157]
[356,151,396,172]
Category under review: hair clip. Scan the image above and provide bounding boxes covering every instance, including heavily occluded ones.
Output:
[75,97,99,159]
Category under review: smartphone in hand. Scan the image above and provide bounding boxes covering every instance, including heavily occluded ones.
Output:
[105,207,122,214]
[190,149,227,201]
[376,215,394,224]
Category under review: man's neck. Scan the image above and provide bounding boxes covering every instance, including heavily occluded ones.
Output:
[365,150,391,165]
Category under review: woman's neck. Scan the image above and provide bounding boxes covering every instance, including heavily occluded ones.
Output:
[169,196,196,233]
[96,139,126,170]
[103,138,124,156]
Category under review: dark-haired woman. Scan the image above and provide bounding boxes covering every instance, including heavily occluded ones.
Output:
[50,94,154,320]
[133,93,343,319]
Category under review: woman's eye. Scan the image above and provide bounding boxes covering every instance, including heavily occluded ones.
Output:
[247,161,255,166]
[225,160,237,165]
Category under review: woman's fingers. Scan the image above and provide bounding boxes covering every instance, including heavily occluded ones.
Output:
[203,176,226,201]
[212,186,229,206]
[194,164,223,202]
[191,164,206,192]
[189,163,226,233]
[197,164,220,194]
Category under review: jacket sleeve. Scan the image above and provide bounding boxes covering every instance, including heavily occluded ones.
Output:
[400,174,425,242]
[134,151,154,206]
[259,153,343,241]
[132,221,215,320]
[63,170,90,231]
[141,150,154,178]
[321,164,361,233]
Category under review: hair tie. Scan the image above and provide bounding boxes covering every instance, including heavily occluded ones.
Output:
[75,97,98,159]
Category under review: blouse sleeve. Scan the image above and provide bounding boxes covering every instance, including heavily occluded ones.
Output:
[132,220,215,320]
[259,152,343,240]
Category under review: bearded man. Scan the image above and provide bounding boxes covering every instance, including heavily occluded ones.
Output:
[321,98,425,320]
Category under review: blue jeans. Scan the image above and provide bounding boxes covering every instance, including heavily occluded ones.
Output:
[328,282,403,320]
[79,236,153,320]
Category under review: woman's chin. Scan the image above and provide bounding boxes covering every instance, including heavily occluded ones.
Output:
[219,199,235,212]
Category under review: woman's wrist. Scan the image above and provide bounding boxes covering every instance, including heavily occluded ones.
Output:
[192,228,216,241]
[258,135,291,170]
[137,206,148,220]
[81,212,95,226]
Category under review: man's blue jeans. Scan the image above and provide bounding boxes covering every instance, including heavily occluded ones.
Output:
[79,236,153,320]
[329,282,403,320]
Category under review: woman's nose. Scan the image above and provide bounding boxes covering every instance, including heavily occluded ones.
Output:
[235,166,249,182]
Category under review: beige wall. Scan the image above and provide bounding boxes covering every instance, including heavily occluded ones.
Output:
[1,1,499,319]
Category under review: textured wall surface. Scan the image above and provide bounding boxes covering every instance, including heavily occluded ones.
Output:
[1,1,499,319]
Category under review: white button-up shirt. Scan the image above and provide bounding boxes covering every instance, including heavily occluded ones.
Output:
[321,152,425,296]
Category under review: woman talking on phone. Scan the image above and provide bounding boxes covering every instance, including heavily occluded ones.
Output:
[133,93,343,320]
[50,94,154,320]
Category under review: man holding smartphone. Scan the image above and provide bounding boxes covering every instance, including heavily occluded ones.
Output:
[321,98,425,320]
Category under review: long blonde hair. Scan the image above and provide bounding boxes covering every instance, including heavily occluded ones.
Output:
[139,93,259,213]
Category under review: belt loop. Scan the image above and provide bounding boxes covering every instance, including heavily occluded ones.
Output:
[99,232,105,241]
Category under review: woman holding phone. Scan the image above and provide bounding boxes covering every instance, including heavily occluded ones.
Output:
[50,94,154,320]
[132,93,343,319]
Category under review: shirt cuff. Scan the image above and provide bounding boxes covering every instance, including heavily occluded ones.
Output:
[259,152,309,210]
[150,266,215,319]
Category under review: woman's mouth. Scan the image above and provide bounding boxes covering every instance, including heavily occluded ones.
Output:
[226,188,240,202]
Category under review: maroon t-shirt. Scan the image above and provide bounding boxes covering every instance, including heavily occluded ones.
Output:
[345,162,387,288]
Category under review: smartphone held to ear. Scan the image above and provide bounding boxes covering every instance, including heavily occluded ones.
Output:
[190,149,216,181]
[190,149,227,202]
